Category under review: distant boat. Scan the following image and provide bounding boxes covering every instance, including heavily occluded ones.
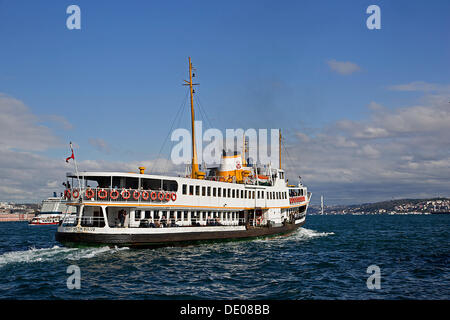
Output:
[29,193,76,226]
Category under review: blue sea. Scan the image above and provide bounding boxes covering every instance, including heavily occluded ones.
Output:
[0,215,448,299]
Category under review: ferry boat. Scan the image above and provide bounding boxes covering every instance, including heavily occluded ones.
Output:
[55,58,311,247]
[29,193,77,225]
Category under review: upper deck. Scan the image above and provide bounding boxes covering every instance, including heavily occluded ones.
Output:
[63,170,309,210]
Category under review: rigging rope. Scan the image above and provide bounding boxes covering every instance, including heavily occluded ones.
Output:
[150,90,189,174]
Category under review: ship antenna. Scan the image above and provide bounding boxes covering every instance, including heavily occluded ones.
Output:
[279,129,282,170]
[183,57,205,179]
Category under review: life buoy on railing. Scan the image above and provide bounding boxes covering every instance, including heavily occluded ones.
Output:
[157,191,165,201]
[64,189,71,200]
[171,192,177,201]
[85,188,94,199]
[110,189,119,200]
[165,192,171,201]
[98,189,107,199]
[133,190,140,200]
[150,191,157,201]
[121,189,131,200]
[72,189,79,199]
[141,191,149,201]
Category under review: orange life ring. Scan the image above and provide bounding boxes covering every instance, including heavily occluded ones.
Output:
[98,189,107,199]
[150,191,157,201]
[171,192,177,201]
[158,191,165,201]
[85,188,94,199]
[133,190,140,200]
[110,189,119,200]
[64,189,71,200]
[72,189,79,199]
[141,191,149,201]
[121,189,131,200]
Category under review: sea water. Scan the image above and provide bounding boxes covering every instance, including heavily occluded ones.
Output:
[0,214,448,299]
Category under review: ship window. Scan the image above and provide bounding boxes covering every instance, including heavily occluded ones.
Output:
[144,211,151,219]
[218,188,221,197]
[252,191,255,199]
[232,189,235,198]
[241,190,243,198]
[169,211,175,219]
[245,190,248,198]
[195,186,200,196]
[202,186,206,196]
[207,187,211,196]
[183,211,188,221]
[189,185,194,195]
[182,184,187,195]
[141,178,178,191]
[135,210,141,220]
[228,188,231,198]
[236,190,239,198]
[153,210,159,219]
[213,187,216,197]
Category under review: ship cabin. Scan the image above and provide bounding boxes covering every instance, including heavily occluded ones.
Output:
[62,165,308,230]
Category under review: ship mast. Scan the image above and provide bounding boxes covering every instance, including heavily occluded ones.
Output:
[183,57,205,179]
[279,129,282,170]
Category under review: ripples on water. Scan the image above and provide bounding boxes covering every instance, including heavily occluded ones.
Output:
[0,215,448,299]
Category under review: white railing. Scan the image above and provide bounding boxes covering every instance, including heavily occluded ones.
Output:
[61,215,255,229]
[64,188,177,204]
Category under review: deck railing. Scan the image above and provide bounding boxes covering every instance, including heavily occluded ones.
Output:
[61,215,249,228]
[64,188,177,203]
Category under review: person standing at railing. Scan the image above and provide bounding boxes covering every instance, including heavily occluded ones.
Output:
[118,209,127,227]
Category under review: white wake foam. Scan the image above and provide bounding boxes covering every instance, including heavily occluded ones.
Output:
[0,245,129,268]
[294,228,335,240]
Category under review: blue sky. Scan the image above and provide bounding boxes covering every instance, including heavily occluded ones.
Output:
[0,0,449,204]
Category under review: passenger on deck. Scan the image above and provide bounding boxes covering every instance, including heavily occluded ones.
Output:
[119,209,127,227]
[161,216,167,227]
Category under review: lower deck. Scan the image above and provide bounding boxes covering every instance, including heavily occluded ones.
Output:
[56,216,306,247]
[55,202,308,247]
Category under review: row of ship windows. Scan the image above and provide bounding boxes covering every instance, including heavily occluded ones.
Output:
[181,184,288,200]
[135,210,240,221]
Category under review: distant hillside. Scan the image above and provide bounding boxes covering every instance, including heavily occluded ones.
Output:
[350,198,448,210]
[309,197,450,215]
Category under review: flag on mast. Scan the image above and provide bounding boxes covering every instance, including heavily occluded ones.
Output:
[66,142,75,163]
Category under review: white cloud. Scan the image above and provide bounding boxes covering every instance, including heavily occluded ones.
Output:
[89,138,111,154]
[0,94,61,151]
[284,83,450,204]
[327,59,361,75]
[388,81,450,93]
